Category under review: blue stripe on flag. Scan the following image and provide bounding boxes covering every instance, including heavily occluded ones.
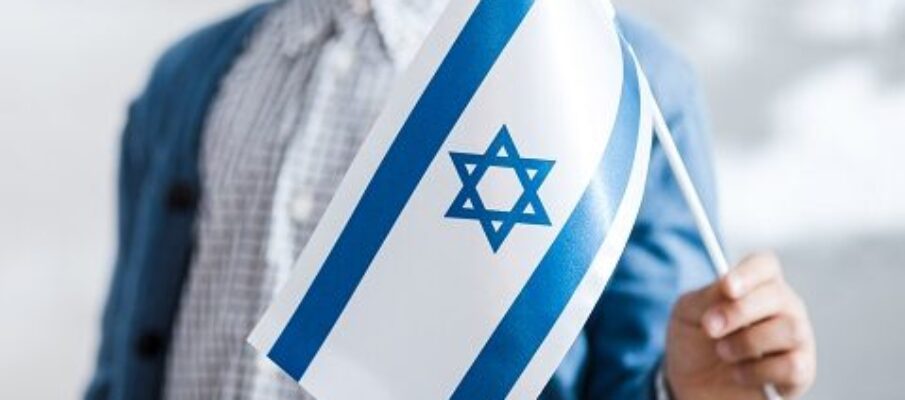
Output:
[267,0,538,381]
[451,38,642,399]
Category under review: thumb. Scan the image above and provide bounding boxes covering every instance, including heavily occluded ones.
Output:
[673,281,724,328]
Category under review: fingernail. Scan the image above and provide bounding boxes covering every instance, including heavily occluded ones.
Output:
[726,276,743,297]
[716,341,732,361]
[703,311,725,337]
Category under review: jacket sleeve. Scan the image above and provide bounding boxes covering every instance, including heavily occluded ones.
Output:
[582,17,720,399]
[84,101,148,400]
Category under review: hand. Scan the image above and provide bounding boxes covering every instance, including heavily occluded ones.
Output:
[665,252,816,399]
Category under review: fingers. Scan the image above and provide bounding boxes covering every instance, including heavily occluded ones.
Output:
[715,315,810,363]
[673,283,723,325]
[733,350,815,395]
[702,281,792,339]
[719,252,783,300]
[670,252,816,396]
[673,252,784,327]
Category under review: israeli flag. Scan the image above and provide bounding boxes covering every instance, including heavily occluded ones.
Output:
[250,0,656,398]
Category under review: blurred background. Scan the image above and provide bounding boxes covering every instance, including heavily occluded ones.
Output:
[1,0,902,398]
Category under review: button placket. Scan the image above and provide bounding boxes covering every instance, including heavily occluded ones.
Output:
[289,192,317,223]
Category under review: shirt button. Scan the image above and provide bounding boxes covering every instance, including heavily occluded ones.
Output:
[166,181,197,212]
[134,331,164,359]
[282,24,329,58]
[331,48,356,73]
[350,0,371,16]
[282,35,306,58]
[290,193,317,223]
[299,25,322,45]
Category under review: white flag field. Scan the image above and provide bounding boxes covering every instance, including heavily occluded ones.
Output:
[250,0,665,398]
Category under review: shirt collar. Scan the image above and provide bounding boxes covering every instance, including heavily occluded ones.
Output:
[370,0,446,66]
[280,0,445,67]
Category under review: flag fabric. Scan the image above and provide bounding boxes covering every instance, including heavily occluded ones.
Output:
[249,0,655,398]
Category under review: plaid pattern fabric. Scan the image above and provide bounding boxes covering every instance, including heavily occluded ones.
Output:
[163,1,442,398]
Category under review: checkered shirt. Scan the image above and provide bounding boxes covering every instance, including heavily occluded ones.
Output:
[163,0,443,398]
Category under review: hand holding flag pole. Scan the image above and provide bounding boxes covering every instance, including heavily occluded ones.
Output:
[647,89,784,400]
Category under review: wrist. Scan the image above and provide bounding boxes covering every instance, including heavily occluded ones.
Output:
[663,358,708,400]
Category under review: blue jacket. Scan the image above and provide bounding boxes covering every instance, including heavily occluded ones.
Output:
[86,3,718,399]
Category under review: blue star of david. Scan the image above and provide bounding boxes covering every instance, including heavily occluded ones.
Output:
[445,125,555,252]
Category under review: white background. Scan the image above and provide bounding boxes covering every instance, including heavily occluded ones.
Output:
[1,0,902,398]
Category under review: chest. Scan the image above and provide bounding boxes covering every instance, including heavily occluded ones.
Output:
[198,17,401,261]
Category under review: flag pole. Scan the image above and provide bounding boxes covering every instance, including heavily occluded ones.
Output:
[650,101,784,400]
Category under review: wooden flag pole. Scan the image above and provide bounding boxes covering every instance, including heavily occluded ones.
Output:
[650,99,784,400]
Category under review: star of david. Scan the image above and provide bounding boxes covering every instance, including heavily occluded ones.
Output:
[445,125,555,252]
